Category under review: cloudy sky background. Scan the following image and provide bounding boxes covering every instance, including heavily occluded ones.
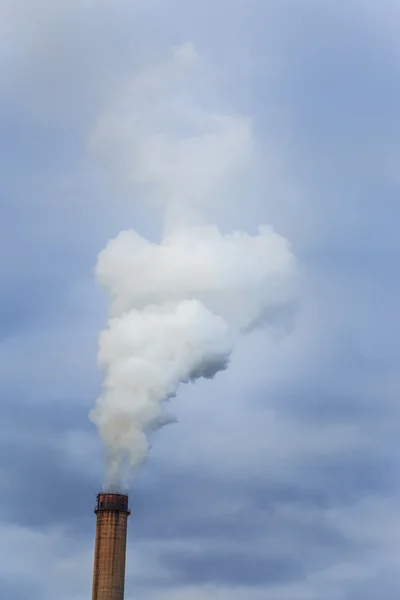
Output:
[1,1,400,598]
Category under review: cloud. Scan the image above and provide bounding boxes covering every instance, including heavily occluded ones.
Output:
[87,38,299,488]
[88,40,259,229]
[1,0,400,599]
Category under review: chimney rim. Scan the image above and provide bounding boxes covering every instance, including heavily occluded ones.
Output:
[94,491,131,516]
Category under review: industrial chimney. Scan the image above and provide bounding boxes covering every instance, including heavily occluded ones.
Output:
[92,492,131,600]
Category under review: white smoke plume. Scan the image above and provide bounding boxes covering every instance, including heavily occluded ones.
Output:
[89,43,298,490]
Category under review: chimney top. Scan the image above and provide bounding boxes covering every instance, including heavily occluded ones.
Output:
[94,492,131,515]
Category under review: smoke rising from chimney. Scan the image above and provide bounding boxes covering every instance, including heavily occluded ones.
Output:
[89,43,298,489]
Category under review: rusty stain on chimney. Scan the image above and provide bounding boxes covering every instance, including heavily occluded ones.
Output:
[92,492,131,600]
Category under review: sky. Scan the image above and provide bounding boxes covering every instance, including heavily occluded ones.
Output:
[1,0,400,598]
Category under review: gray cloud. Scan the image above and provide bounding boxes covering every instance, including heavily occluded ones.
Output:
[161,552,304,587]
[0,397,98,534]
[1,580,41,600]
[1,1,400,599]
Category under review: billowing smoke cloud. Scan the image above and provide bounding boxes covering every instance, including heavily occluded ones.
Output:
[88,43,298,489]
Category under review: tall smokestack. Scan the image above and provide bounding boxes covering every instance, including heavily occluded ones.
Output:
[92,492,131,600]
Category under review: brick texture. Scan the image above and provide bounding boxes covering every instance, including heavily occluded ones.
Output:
[92,493,130,600]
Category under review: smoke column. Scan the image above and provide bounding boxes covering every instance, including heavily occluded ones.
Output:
[89,43,298,489]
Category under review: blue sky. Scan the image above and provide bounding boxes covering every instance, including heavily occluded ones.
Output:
[1,1,400,598]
